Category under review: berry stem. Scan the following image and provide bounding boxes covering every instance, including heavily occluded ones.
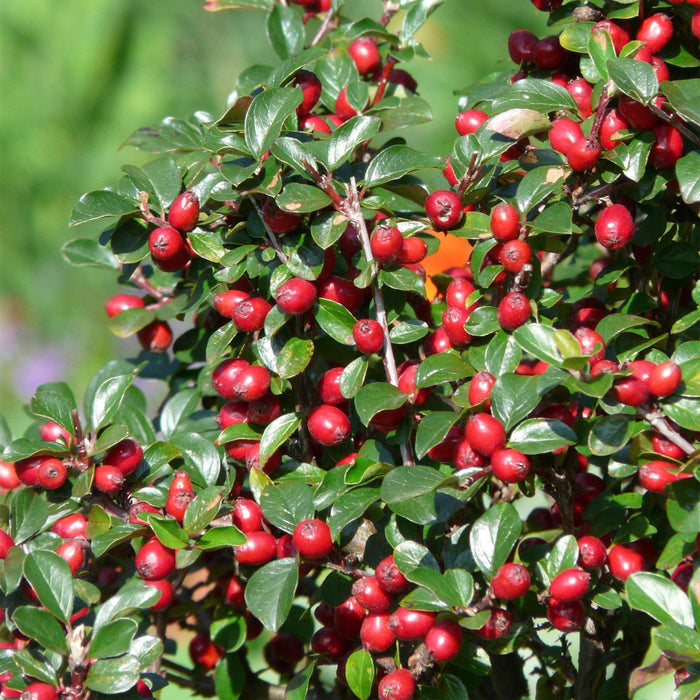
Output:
[647,103,700,149]
[248,196,289,264]
[345,177,414,466]
[130,265,170,302]
[372,56,398,107]
[589,83,612,142]
[138,191,167,226]
[310,8,337,47]
[641,408,695,455]
[380,1,400,27]
[456,151,481,198]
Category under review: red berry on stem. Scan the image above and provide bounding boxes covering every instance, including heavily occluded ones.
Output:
[397,237,428,264]
[652,434,684,461]
[293,70,322,117]
[352,575,393,613]
[52,514,88,540]
[292,518,333,559]
[310,627,349,660]
[612,376,650,406]
[468,370,496,408]
[549,118,584,156]
[567,137,601,171]
[137,320,173,353]
[647,361,681,397]
[455,109,488,136]
[638,460,679,493]
[144,578,174,611]
[498,292,531,331]
[263,200,302,234]
[168,191,199,232]
[104,438,143,476]
[533,35,565,70]
[231,365,271,402]
[442,306,473,347]
[567,78,593,118]
[371,224,403,264]
[508,30,538,63]
[375,554,411,594]
[136,539,176,580]
[360,612,396,653]
[549,568,591,601]
[348,37,381,76]
[592,20,630,54]
[19,683,58,700]
[317,368,346,406]
[148,226,189,272]
[491,448,530,483]
[232,297,272,332]
[636,13,673,54]
[547,598,583,631]
[389,607,436,640]
[166,471,194,524]
[499,239,532,273]
[37,458,67,490]
[353,319,384,354]
[94,464,125,494]
[105,293,144,318]
[578,535,607,570]
[465,413,506,457]
[234,530,277,566]
[490,202,520,242]
[275,278,317,315]
[334,596,366,638]
[594,204,635,250]
[189,634,221,671]
[599,109,629,150]
[378,669,415,700]
[607,543,645,582]
[619,95,659,131]
[651,125,683,169]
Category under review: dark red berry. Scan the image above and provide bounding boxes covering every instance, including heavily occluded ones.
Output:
[651,125,683,169]
[165,471,194,524]
[492,562,530,599]
[189,634,221,670]
[607,543,645,582]
[533,35,565,70]
[0,529,14,559]
[19,683,58,700]
[375,554,411,595]
[293,70,322,117]
[619,95,659,131]
[652,434,684,461]
[567,78,593,118]
[168,191,199,232]
[578,536,607,570]
[310,627,349,660]
[468,371,496,408]
[508,29,538,63]
[333,596,366,638]
[148,227,189,272]
[378,668,415,700]
[465,413,506,457]
[317,368,346,406]
[137,320,173,353]
[547,598,583,631]
[426,190,463,230]
[445,277,476,309]
[592,19,630,54]
[212,289,250,318]
[104,438,143,476]
[474,608,513,639]
[262,200,302,234]
[135,538,176,580]
[231,365,271,402]
[264,633,304,675]
[318,275,364,313]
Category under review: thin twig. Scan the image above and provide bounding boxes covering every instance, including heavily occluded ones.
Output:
[130,265,169,302]
[648,103,700,148]
[372,56,398,107]
[311,8,337,46]
[247,195,289,264]
[641,407,696,455]
[380,1,400,27]
[138,191,166,226]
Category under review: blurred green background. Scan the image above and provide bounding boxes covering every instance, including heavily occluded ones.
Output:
[0,0,550,436]
[0,3,678,698]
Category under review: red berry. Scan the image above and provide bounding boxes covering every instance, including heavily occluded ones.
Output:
[276,277,317,315]
[389,607,436,641]
[578,536,607,570]
[94,464,125,494]
[148,226,189,272]
[335,86,361,121]
[301,114,332,134]
[57,540,85,574]
[574,327,606,366]
[137,320,173,353]
[353,319,384,354]
[465,413,506,457]
[499,239,531,273]
[352,575,393,613]
[547,597,583,631]
[567,78,593,118]
[425,619,463,662]
[693,9,700,41]
[318,275,364,313]
[442,306,473,347]
[398,362,430,406]
[638,460,679,493]
[490,202,520,241]
[37,457,67,490]
[594,204,635,250]
[424,326,453,355]
[371,224,403,264]
[375,554,411,595]
[651,125,683,169]
[168,191,199,232]
[189,633,221,671]
[652,434,684,461]
[549,118,584,156]
[292,518,333,559]
[293,70,322,117]
[599,109,629,150]
[647,361,681,397]
[19,683,57,700]
[104,293,144,318]
[497,292,531,331]
[144,578,174,611]
[607,543,645,582]
[232,297,272,332]
[397,237,428,264]
[333,596,366,639]
[592,20,630,54]
[128,502,160,526]
[618,95,659,131]
[491,448,530,483]
[165,471,194,524]
[0,460,21,490]
[425,190,463,230]
[247,394,281,425]
[52,514,88,540]
[567,137,601,171]
[508,30,538,64]
[310,627,349,660]
[492,562,530,600]
[474,608,513,639]
[378,669,415,700]
[360,612,396,653]
[612,376,650,406]
[533,35,565,70]
[445,277,476,309]
[468,371,496,408]
[348,37,381,76]
[455,109,488,136]
[221,576,246,610]
[636,13,673,54]
[549,568,591,601]
[307,405,351,446]
[231,365,271,402]
[212,289,250,318]
[232,498,263,534]
[264,633,304,676]
[317,368,346,406]
[104,438,143,476]
[0,529,15,559]
[262,200,301,234]
[136,539,176,580]
[212,359,249,400]
[234,530,277,566]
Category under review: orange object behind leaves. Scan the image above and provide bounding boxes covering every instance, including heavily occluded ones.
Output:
[423,231,473,299]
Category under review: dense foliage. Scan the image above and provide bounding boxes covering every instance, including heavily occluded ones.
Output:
[1,0,699,699]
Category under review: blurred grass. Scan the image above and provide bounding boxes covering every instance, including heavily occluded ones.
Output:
[0,0,548,436]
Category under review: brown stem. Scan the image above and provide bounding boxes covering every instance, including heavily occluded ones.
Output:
[372,56,398,107]
[512,262,533,294]
[302,158,345,209]
[247,196,289,264]
[138,191,167,226]
[456,151,481,199]
[70,410,91,470]
[572,179,633,207]
[540,234,580,278]
[648,103,700,148]
[345,177,414,466]
[589,83,613,142]
[129,266,169,302]
[641,407,696,455]
[380,1,400,27]
[310,8,337,46]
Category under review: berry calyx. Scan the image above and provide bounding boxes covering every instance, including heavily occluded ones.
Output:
[378,669,415,700]
[567,137,602,172]
[425,190,463,230]
[148,226,189,272]
[292,518,333,559]
[474,608,513,640]
[37,457,67,490]
[594,204,635,250]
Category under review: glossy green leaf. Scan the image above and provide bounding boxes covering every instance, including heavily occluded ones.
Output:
[315,298,357,345]
[340,355,368,399]
[12,607,67,654]
[266,2,304,60]
[277,338,314,379]
[198,525,246,549]
[652,624,700,664]
[93,580,162,630]
[666,479,700,534]
[469,502,522,578]
[588,414,635,456]
[88,619,139,659]
[327,116,381,170]
[627,572,694,628]
[245,558,298,631]
[143,513,190,549]
[676,150,700,204]
[364,145,443,187]
[490,374,541,431]
[285,664,315,700]
[662,79,700,128]
[277,183,332,213]
[11,489,49,544]
[492,78,577,113]
[381,465,445,504]
[244,87,303,159]
[485,331,522,376]
[415,412,461,460]
[354,382,406,426]
[70,190,138,226]
[508,418,577,454]
[183,486,224,535]
[328,487,380,538]
[415,351,472,388]
[29,382,77,434]
[515,165,568,215]
[86,654,140,694]
[512,323,562,366]
[170,432,222,486]
[345,649,374,700]
[260,413,300,468]
[23,550,74,622]
[260,479,315,534]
